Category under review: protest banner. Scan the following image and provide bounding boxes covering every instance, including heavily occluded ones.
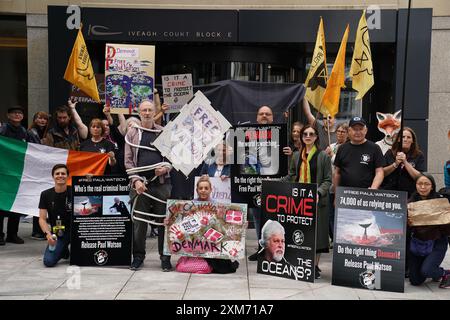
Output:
[194,176,231,203]
[105,43,155,114]
[163,199,247,259]
[258,181,317,282]
[70,176,132,266]
[332,187,407,293]
[230,123,288,208]
[153,90,232,177]
[162,73,193,113]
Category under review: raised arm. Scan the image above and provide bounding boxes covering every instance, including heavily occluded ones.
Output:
[68,99,88,139]
[103,105,114,125]
[302,98,316,126]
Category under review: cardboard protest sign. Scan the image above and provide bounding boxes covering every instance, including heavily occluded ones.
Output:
[258,181,317,282]
[163,199,247,259]
[332,187,407,293]
[71,176,132,266]
[153,90,232,177]
[162,73,193,113]
[407,198,450,226]
[230,124,288,208]
[194,176,231,203]
[105,44,155,114]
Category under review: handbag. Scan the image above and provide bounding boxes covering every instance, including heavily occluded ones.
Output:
[175,256,213,274]
[410,236,434,256]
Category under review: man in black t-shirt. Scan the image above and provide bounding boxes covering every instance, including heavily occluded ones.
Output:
[334,117,385,189]
[38,164,73,267]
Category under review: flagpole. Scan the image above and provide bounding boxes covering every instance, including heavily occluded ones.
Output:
[399,0,412,151]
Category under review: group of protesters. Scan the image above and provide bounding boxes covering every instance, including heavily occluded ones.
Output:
[1,94,449,288]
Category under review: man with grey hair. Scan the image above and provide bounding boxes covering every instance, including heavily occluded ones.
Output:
[125,100,172,271]
[259,220,286,263]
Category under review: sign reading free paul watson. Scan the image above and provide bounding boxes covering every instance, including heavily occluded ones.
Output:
[71,176,132,267]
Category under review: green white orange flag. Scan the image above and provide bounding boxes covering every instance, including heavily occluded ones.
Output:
[0,136,108,217]
[304,17,328,112]
[63,26,101,103]
[322,24,350,117]
[350,10,374,100]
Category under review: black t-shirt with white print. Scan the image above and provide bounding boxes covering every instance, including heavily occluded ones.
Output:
[334,140,385,188]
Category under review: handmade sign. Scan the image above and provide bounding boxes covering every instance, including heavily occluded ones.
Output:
[105,44,155,114]
[163,199,247,259]
[153,90,232,176]
[162,73,193,113]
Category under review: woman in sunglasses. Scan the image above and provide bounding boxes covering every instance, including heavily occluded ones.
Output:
[287,124,332,279]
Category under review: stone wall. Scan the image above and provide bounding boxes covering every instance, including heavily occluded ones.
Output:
[428,16,450,189]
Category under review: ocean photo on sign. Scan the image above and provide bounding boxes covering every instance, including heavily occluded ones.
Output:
[335,208,404,248]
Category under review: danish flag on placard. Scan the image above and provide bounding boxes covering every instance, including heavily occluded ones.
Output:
[204,228,224,243]
[225,210,243,225]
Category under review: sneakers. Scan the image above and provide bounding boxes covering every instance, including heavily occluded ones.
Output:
[439,270,450,288]
[248,251,258,261]
[31,233,46,240]
[315,266,321,279]
[130,257,144,271]
[5,235,24,244]
[0,236,5,246]
[161,256,172,272]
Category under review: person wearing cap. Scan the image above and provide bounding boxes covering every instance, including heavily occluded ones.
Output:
[0,106,39,246]
[334,116,385,190]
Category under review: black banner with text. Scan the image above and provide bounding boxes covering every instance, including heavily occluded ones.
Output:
[258,181,317,282]
[71,176,132,266]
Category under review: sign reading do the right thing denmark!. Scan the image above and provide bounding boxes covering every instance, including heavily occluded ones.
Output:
[332,187,407,293]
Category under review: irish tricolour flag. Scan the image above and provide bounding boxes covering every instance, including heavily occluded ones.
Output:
[0,136,108,217]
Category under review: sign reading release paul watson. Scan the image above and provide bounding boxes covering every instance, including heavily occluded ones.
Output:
[332,187,407,293]
[70,176,132,266]
[258,181,317,282]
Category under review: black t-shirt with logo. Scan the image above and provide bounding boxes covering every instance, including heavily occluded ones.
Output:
[39,187,73,234]
[80,138,116,174]
[334,140,385,188]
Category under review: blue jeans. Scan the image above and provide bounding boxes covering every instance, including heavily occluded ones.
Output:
[43,233,70,267]
[409,236,448,285]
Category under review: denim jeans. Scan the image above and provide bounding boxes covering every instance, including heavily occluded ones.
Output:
[43,233,70,267]
[409,236,448,285]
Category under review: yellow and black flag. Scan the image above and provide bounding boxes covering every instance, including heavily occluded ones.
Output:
[304,17,328,113]
[350,10,374,100]
[322,24,349,118]
[63,25,100,103]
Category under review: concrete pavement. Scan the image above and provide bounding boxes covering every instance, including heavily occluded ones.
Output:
[1,220,450,300]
